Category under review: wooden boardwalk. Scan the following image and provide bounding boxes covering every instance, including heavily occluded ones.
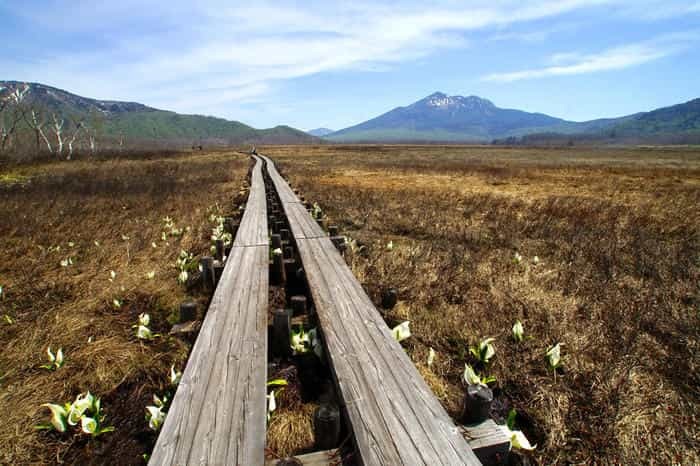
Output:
[149,155,268,465]
[261,155,481,465]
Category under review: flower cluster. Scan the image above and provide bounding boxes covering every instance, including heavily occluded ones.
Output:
[38,392,114,437]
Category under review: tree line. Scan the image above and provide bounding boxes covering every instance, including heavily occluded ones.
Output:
[0,84,129,161]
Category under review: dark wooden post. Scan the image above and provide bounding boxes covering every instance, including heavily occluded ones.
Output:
[284,257,298,292]
[280,228,291,242]
[271,234,282,250]
[381,288,398,310]
[271,251,285,286]
[283,246,294,260]
[215,239,225,260]
[179,302,197,322]
[314,403,341,450]
[274,221,284,234]
[463,384,493,424]
[272,308,292,357]
[328,225,339,237]
[199,256,214,292]
[290,295,307,316]
[330,236,346,253]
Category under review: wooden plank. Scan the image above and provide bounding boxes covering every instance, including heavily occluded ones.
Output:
[264,158,298,204]
[461,421,511,466]
[150,156,269,466]
[234,155,269,247]
[264,449,340,466]
[284,202,326,239]
[261,155,481,466]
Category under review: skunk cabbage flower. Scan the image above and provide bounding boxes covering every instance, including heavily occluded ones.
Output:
[112,299,122,309]
[147,271,155,280]
[463,364,482,386]
[178,270,188,284]
[391,321,411,342]
[512,320,524,342]
[42,403,68,432]
[42,346,64,371]
[546,343,562,370]
[170,365,182,386]
[513,252,523,264]
[470,337,496,364]
[136,325,153,340]
[386,241,394,252]
[109,270,116,281]
[266,390,277,421]
[272,248,282,256]
[138,313,150,327]
[146,405,165,431]
[499,419,536,451]
[81,416,98,435]
[290,326,310,354]
[532,256,540,265]
[427,347,436,368]
[153,394,166,408]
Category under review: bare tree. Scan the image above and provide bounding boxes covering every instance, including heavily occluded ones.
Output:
[51,113,65,157]
[84,109,104,156]
[27,109,54,154]
[0,84,29,155]
[66,119,84,159]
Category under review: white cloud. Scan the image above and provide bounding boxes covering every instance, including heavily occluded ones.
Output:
[2,0,699,125]
[2,0,615,114]
[482,32,700,82]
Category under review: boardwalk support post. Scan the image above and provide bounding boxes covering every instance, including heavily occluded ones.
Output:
[381,288,398,310]
[463,384,493,424]
[179,302,197,322]
[314,403,341,450]
[272,308,292,357]
[199,256,214,292]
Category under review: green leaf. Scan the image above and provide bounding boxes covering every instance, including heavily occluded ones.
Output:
[266,378,288,388]
[506,409,517,430]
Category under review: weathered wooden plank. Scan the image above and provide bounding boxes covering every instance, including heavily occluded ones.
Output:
[284,202,326,239]
[234,155,269,247]
[264,449,341,466]
[264,158,298,204]
[150,156,268,466]
[261,156,480,466]
[461,421,511,466]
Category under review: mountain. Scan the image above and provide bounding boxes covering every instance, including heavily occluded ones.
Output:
[326,92,698,143]
[307,127,335,137]
[0,81,314,145]
[608,98,700,137]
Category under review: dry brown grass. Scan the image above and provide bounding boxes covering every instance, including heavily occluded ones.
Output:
[262,144,700,465]
[0,151,249,464]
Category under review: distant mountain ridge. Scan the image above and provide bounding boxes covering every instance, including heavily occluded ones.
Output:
[326,92,699,142]
[307,127,335,137]
[0,81,315,145]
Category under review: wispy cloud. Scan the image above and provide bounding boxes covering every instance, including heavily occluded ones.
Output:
[1,0,615,114]
[482,32,700,82]
[1,0,698,126]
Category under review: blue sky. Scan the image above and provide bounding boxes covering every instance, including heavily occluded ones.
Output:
[1,0,699,130]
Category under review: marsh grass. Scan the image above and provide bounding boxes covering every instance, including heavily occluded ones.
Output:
[0,151,248,464]
[264,144,700,465]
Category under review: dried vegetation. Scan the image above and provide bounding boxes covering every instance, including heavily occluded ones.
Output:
[263,144,700,465]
